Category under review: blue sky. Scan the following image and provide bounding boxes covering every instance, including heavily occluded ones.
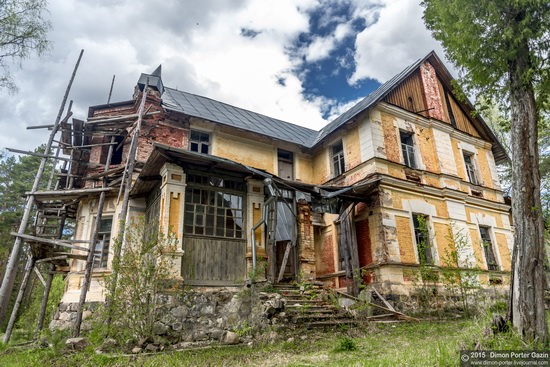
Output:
[0,0,446,151]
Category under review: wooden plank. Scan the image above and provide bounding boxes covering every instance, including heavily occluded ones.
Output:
[277,242,292,282]
[372,287,396,312]
[11,232,89,252]
[334,290,419,321]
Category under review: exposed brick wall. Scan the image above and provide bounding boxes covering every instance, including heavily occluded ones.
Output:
[298,201,316,279]
[419,61,445,121]
[356,218,372,267]
[381,113,400,163]
[316,232,336,276]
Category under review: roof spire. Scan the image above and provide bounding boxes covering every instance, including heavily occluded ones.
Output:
[151,65,162,77]
[137,64,164,95]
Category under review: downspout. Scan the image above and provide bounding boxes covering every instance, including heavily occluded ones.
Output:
[250,178,277,277]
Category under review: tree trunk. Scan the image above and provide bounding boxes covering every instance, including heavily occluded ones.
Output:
[507,38,548,344]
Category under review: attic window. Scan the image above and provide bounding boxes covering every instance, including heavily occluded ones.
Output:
[190,130,210,154]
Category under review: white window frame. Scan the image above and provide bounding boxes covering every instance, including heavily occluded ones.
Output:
[331,140,345,177]
[399,130,418,169]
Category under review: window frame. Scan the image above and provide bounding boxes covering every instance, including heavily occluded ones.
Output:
[189,130,211,154]
[93,216,113,269]
[277,149,294,180]
[463,151,479,185]
[412,213,434,265]
[184,172,245,240]
[399,131,417,169]
[331,141,345,177]
[479,226,499,271]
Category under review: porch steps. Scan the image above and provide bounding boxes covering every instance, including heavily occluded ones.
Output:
[274,285,359,329]
[274,284,408,328]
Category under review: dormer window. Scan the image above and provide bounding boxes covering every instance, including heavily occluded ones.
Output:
[400,131,416,169]
[189,130,210,154]
[332,141,345,177]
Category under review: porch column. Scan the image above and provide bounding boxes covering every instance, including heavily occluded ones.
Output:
[298,200,316,281]
[159,163,186,279]
[246,178,266,278]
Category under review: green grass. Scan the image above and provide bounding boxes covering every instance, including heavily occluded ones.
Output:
[1,315,547,367]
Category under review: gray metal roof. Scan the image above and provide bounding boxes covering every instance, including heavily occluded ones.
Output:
[155,51,508,164]
[162,87,318,147]
[160,56,424,149]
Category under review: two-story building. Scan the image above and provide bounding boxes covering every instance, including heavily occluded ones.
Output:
[60,51,512,305]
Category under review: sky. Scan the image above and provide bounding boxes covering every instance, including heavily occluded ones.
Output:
[0,0,449,153]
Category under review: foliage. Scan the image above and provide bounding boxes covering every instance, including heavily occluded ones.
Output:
[439,223,482,317]
[423,0,549,343]
[3,315,550,366]
[100,218,177,343]
[332,336,357,353]
[0,0,51,92]
[422,0,550,105]
[12,274,64,341]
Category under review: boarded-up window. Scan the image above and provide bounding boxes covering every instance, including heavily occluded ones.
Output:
[278,149,294,180]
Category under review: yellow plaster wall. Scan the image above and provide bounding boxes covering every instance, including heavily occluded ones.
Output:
[468,229,485,269]
[475,147,495,189]
[215,135,275,173]
[169,193,180,238]
[381,113,401,163]
[389,190,449,218]
[465,207,504,228]
[395,216,416,264]
[388,166,406,180]
[312,149,330,184]
[344,126,361,171]
[433,222,455,267]
[451,138,467,182]
[495,233,511,271]
[415,126,439,173]
[296,155,314,184]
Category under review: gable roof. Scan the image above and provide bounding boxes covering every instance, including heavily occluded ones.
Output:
[141,51,508,163]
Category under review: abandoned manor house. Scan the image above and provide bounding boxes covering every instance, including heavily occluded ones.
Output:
[19,51,513,332]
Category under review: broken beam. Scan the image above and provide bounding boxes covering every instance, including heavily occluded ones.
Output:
[10,232,90,252]
[6,148,72,161]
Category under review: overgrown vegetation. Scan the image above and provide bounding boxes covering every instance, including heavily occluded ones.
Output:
[2,312,549,367]
[97,219,178,343]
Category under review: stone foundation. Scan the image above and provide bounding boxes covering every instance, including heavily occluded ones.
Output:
[50,287,286,343]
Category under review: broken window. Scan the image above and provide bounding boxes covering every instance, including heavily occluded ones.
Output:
[463,152,479,185]
[100,135,125,165]
[93,217,112,268]
[400,131,416,169]
[277,149,294,180]
[184,172,244,239]
[332,141,345,177]
[412,214,433,265]
[189,130,210,154]
[480,226,499,271]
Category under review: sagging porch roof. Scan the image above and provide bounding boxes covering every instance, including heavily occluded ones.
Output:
[132,143,380,201]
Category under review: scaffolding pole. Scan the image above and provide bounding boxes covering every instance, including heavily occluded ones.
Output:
[0,50,84,328]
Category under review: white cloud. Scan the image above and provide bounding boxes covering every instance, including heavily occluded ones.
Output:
[305,22,352,62]
[0,0,447,153]
[348,0,446,84]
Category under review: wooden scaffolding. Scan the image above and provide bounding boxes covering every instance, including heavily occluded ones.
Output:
[0,51,154,344]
